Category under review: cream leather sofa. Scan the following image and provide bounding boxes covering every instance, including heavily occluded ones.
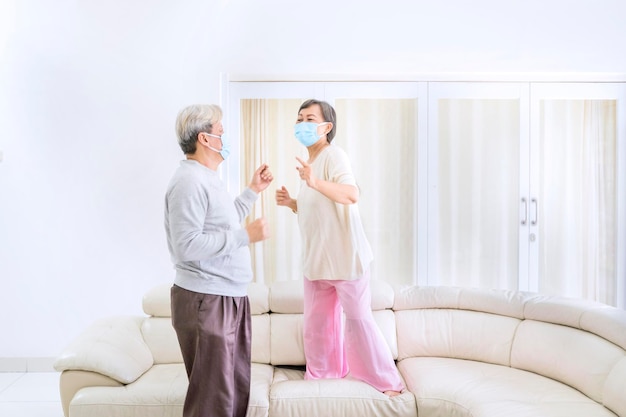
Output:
[54,280,626,417]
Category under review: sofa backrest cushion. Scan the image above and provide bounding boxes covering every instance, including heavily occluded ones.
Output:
[511,319,625,404]
[141,317,182,364]
[270,313,304,365]
[142,283,172,317]
[580,308,626,351]
[604,356,626,417]
[393,285,530,318]
[252,313,271,364]
[249,282,270,315]
[269,280,304,314]
[523,295,626,351]
[395,309,520,365]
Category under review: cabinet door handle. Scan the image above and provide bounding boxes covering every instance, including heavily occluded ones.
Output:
[531,198,538,226]
[521,198,528,225]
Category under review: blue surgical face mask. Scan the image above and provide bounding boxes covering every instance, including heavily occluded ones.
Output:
[294,122,329,147]
[205,133,230,160]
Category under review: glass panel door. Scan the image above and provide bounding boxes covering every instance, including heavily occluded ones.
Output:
[228,82,321,284]
[531,83,626,307]
[325,82,425,285]
[428,83,530,289]
[333,98,418,284]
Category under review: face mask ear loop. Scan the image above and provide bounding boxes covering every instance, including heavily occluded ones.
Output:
[203,133,223,154]
[319,122,330,138]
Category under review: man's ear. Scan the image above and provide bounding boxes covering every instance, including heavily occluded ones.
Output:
[197,132,209,144]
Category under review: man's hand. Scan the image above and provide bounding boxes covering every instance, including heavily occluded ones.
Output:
[246,217,270,243]
[250,164,274,193]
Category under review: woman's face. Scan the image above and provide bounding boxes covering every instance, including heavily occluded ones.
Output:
[297,104,324,125]
[296,104,330,139]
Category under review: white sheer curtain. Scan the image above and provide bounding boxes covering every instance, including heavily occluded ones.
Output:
[435,98,617,304]
[335,99,418,285]
[240,99,306,284]
[239,96,618,304]
[539,100,617,305]
[240,98,418,286]
[437,99,520,289]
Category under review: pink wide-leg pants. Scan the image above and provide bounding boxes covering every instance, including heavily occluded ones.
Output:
[303,273,405,393]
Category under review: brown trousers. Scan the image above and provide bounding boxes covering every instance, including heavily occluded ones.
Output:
[171,285,251,417]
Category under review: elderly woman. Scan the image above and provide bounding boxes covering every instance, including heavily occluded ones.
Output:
[276,99,404,396]
[165,104,273,417]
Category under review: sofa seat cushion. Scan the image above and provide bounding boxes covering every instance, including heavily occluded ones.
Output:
[68,363,274,417]
[398,357,617,417]
[269,367,417,417]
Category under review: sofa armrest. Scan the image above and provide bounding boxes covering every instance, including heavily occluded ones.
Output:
[53,316,154,385]
[58,370,123,417]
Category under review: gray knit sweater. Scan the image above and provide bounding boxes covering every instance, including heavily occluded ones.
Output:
[165,159,258,297]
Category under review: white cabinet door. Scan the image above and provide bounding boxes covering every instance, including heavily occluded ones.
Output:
[427,82,625,307]
[323,82,426,285]
[427,82,531,290]
[530,83,626,307]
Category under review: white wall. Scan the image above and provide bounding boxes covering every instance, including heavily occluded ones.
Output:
[0,0,625,365]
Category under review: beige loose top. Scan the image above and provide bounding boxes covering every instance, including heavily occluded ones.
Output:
[297,145,373,281]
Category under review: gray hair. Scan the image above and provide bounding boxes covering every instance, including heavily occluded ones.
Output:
[175,104,223,154]
[298,99,337,143]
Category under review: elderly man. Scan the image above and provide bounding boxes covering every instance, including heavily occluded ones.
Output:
[165,104,273,417]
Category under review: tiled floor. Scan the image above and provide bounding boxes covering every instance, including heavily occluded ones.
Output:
[0,372,64,417]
